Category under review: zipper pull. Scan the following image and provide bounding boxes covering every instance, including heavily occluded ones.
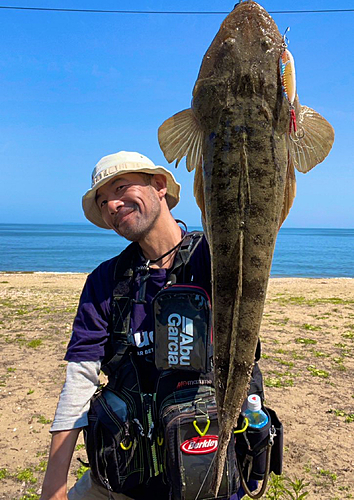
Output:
[147,421,155,440]
[103,477,113,492]
[133,418,145,436]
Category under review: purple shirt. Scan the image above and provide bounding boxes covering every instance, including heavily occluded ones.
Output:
[65,234,211,389]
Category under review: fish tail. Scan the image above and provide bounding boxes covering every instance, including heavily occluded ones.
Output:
[210,425,232,497]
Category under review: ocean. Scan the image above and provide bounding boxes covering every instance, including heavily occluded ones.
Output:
[0,224,353,277]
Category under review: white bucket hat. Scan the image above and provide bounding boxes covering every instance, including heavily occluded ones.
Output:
[82,151,181,229]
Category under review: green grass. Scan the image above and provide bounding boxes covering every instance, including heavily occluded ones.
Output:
[275,348,288,355]
[312,350,329,358]
[18,492,40,500]
[35,414,52,425]
[295,337,317,345]
[76,465,90,480]
[264,377,294,388]
[35,460,47,472]
[27,339,43,349]
[15,468,37,484]
[301,323,322,331]
[328,409,354,423]
[0,468,8,480]
[16,308,29,315]
[307,366,329,378]
[319,469,337,483]
[273,296,354,307]
[275,359,294,368]
[290,351,305,360]
[243,473,310,499]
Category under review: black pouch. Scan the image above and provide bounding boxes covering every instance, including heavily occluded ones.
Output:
[235,407,283,481]
[153,284,212,373]
[84,387,146,493]
[266,407,283,476]
[85,352,160,494]
[155,372,239,500]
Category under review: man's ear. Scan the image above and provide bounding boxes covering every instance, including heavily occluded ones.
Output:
[151,174,168,200]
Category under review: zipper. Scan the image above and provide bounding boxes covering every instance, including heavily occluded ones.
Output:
[100,433,114,493]
[144,393,160,477]
[128,353,159,478]
[163,406,218,434]
[159,385,215,416]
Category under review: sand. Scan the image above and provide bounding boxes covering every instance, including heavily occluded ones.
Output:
[0,274,353,499]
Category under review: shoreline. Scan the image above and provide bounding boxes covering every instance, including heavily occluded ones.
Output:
[1,271,354,279]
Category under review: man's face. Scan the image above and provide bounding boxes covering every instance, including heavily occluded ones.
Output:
[96,173,164,241]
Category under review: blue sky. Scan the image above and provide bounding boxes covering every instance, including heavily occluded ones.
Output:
[0,0,353,228]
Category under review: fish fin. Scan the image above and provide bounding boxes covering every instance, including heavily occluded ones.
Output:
[279,154,296,228]
[193,158,206,219]
[289,105,334,173]
[158,108,203,172]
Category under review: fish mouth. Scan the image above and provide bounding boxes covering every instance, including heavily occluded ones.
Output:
[227,1,280,45]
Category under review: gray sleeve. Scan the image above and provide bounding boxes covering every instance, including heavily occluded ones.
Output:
[50,360,101,432]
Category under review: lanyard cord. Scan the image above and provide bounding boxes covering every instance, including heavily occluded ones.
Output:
[148,238,184,264]
[134,221,188,304]
[139,219,187,265]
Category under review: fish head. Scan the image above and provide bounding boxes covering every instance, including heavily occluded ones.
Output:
[192,1,289,134]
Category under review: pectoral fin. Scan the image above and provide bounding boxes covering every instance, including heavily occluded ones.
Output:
[290,105,335,173]
[279,154,296,228]
[158,108,203,172]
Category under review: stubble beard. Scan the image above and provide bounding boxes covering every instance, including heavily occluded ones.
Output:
[114,187,161,242]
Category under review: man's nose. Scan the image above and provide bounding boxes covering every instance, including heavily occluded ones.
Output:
[107,198,123,214]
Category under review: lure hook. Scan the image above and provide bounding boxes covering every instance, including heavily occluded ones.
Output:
[282,26,290,47]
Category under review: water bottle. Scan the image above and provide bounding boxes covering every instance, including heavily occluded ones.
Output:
[243,394,269,429]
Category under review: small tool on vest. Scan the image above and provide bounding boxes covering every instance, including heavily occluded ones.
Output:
[132,261,151,304]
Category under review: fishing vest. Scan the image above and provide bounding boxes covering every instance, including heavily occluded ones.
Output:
[102,231,206,377]
[84,232,269,500]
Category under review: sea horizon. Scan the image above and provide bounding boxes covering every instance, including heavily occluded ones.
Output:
[0,223,353,278]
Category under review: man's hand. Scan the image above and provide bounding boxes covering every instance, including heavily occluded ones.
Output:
[40,428,81,500]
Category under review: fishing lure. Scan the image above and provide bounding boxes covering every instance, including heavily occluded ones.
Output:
[279,29,297,133]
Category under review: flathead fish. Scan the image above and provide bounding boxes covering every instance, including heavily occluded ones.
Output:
[158,1,334,495]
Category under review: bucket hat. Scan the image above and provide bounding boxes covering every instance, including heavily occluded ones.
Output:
[82,151,181,229]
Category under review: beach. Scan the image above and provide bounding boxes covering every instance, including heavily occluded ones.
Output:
[0,274,353,499]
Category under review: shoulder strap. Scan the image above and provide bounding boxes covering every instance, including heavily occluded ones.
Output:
[167,231,204,284]
[103,232,204,376]
[102,243,139,376]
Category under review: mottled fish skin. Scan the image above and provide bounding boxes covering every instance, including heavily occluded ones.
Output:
[193,3,288,492]
[158,1,334,495]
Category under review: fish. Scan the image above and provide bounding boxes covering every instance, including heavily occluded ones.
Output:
[158,1,334,495]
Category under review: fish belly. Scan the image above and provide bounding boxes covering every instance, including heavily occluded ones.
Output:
[202,105,288,488]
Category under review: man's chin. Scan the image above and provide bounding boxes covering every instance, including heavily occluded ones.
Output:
[113,222,140,242]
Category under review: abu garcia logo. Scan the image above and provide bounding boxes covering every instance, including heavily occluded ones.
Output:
[167,313,194,367]
[180,435,218,455]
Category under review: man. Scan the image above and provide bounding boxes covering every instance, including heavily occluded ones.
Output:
[40,151,213,500]
[41,151,260,500]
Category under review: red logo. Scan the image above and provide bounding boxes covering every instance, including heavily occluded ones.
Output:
[180,435,218,455]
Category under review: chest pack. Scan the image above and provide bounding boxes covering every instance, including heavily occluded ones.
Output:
[83,232,279,500]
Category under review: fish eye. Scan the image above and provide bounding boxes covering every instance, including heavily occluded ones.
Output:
[261,37,272,52]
